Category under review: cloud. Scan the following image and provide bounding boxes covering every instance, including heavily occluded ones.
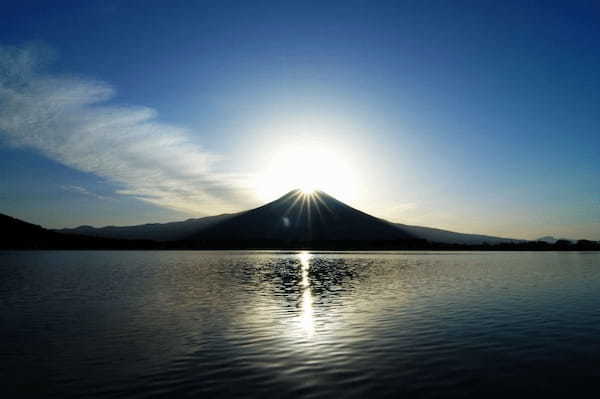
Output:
[60,185,113,201]
[0,43,253,215]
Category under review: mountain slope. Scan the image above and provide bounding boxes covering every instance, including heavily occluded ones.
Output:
[55,190,524,245]
[1,213,57,248]
[58,213,235,241]
[394,223,523,245]
[0,213,156,249]
[191,190,415,242]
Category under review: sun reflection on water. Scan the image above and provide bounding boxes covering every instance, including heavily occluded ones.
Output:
[298,251,314,337]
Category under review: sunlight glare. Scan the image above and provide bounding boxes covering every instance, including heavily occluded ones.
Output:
[254,140,359,202]
[298,251,314,337]
[300,186,315,195]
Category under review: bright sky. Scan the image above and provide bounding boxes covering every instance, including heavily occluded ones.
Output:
[0,0,599,240]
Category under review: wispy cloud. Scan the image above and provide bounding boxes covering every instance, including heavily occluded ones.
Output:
[0,43,253,215]
[60,185,113,201]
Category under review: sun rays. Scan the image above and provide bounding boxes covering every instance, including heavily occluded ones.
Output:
[300,187,316,195]
[253,139,360,204]
[281,189,333,227]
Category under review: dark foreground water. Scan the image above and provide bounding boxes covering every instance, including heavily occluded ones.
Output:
[1,251,600,398]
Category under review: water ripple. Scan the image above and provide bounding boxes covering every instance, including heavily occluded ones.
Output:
[1,251,600,397]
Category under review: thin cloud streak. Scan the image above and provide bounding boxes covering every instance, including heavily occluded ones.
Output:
[60,185,113,201]
[0,43,253,215]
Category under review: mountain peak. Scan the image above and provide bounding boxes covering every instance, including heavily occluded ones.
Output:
[192,188,413,242]
[277,188,333,199]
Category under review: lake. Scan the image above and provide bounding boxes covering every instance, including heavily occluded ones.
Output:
[2,251,600,398]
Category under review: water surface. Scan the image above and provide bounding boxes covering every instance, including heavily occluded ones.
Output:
[2,251,600,397]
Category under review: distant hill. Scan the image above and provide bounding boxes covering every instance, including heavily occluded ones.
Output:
[536,236,576,244]
[58,213,236,241]
[0,213,156,249]
[394,223,523,245]
[537,236,557,244]
[1,213,58,248]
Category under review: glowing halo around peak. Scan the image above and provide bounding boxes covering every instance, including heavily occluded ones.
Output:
[299,186,316,195]
[298,184,317,195]
[254,140,360,203]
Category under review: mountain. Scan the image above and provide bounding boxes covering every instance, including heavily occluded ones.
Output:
[58,213,236,241]
[4,192,597,249]
[1,213,58,248]
[536,236,576,244]
[0,213,156,249]
[55,190,524,246]
[190,190,415,244]
[394,223,523,245]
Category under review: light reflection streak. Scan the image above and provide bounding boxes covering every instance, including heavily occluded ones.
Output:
[298,251,314,337]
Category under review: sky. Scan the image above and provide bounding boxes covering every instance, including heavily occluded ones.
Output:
[0,0,599,240]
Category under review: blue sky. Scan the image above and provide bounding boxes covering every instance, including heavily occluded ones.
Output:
[1,0,599,239]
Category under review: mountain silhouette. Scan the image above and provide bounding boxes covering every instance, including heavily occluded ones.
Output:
[536,236,575,244]
[5,193,598,249]
[0,213,155,249]
[394,223,523,245]
[59,213,236,241]
[1,213,58,247]
[190,189,414,243]
[58,189,523,245]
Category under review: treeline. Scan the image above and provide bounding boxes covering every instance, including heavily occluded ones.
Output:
[163,238,600,251]
[4,238,600,251]
[425,239,600,251]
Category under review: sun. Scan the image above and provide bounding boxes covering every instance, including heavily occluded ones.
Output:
[300,187,315,195]
[254,139,360,202]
